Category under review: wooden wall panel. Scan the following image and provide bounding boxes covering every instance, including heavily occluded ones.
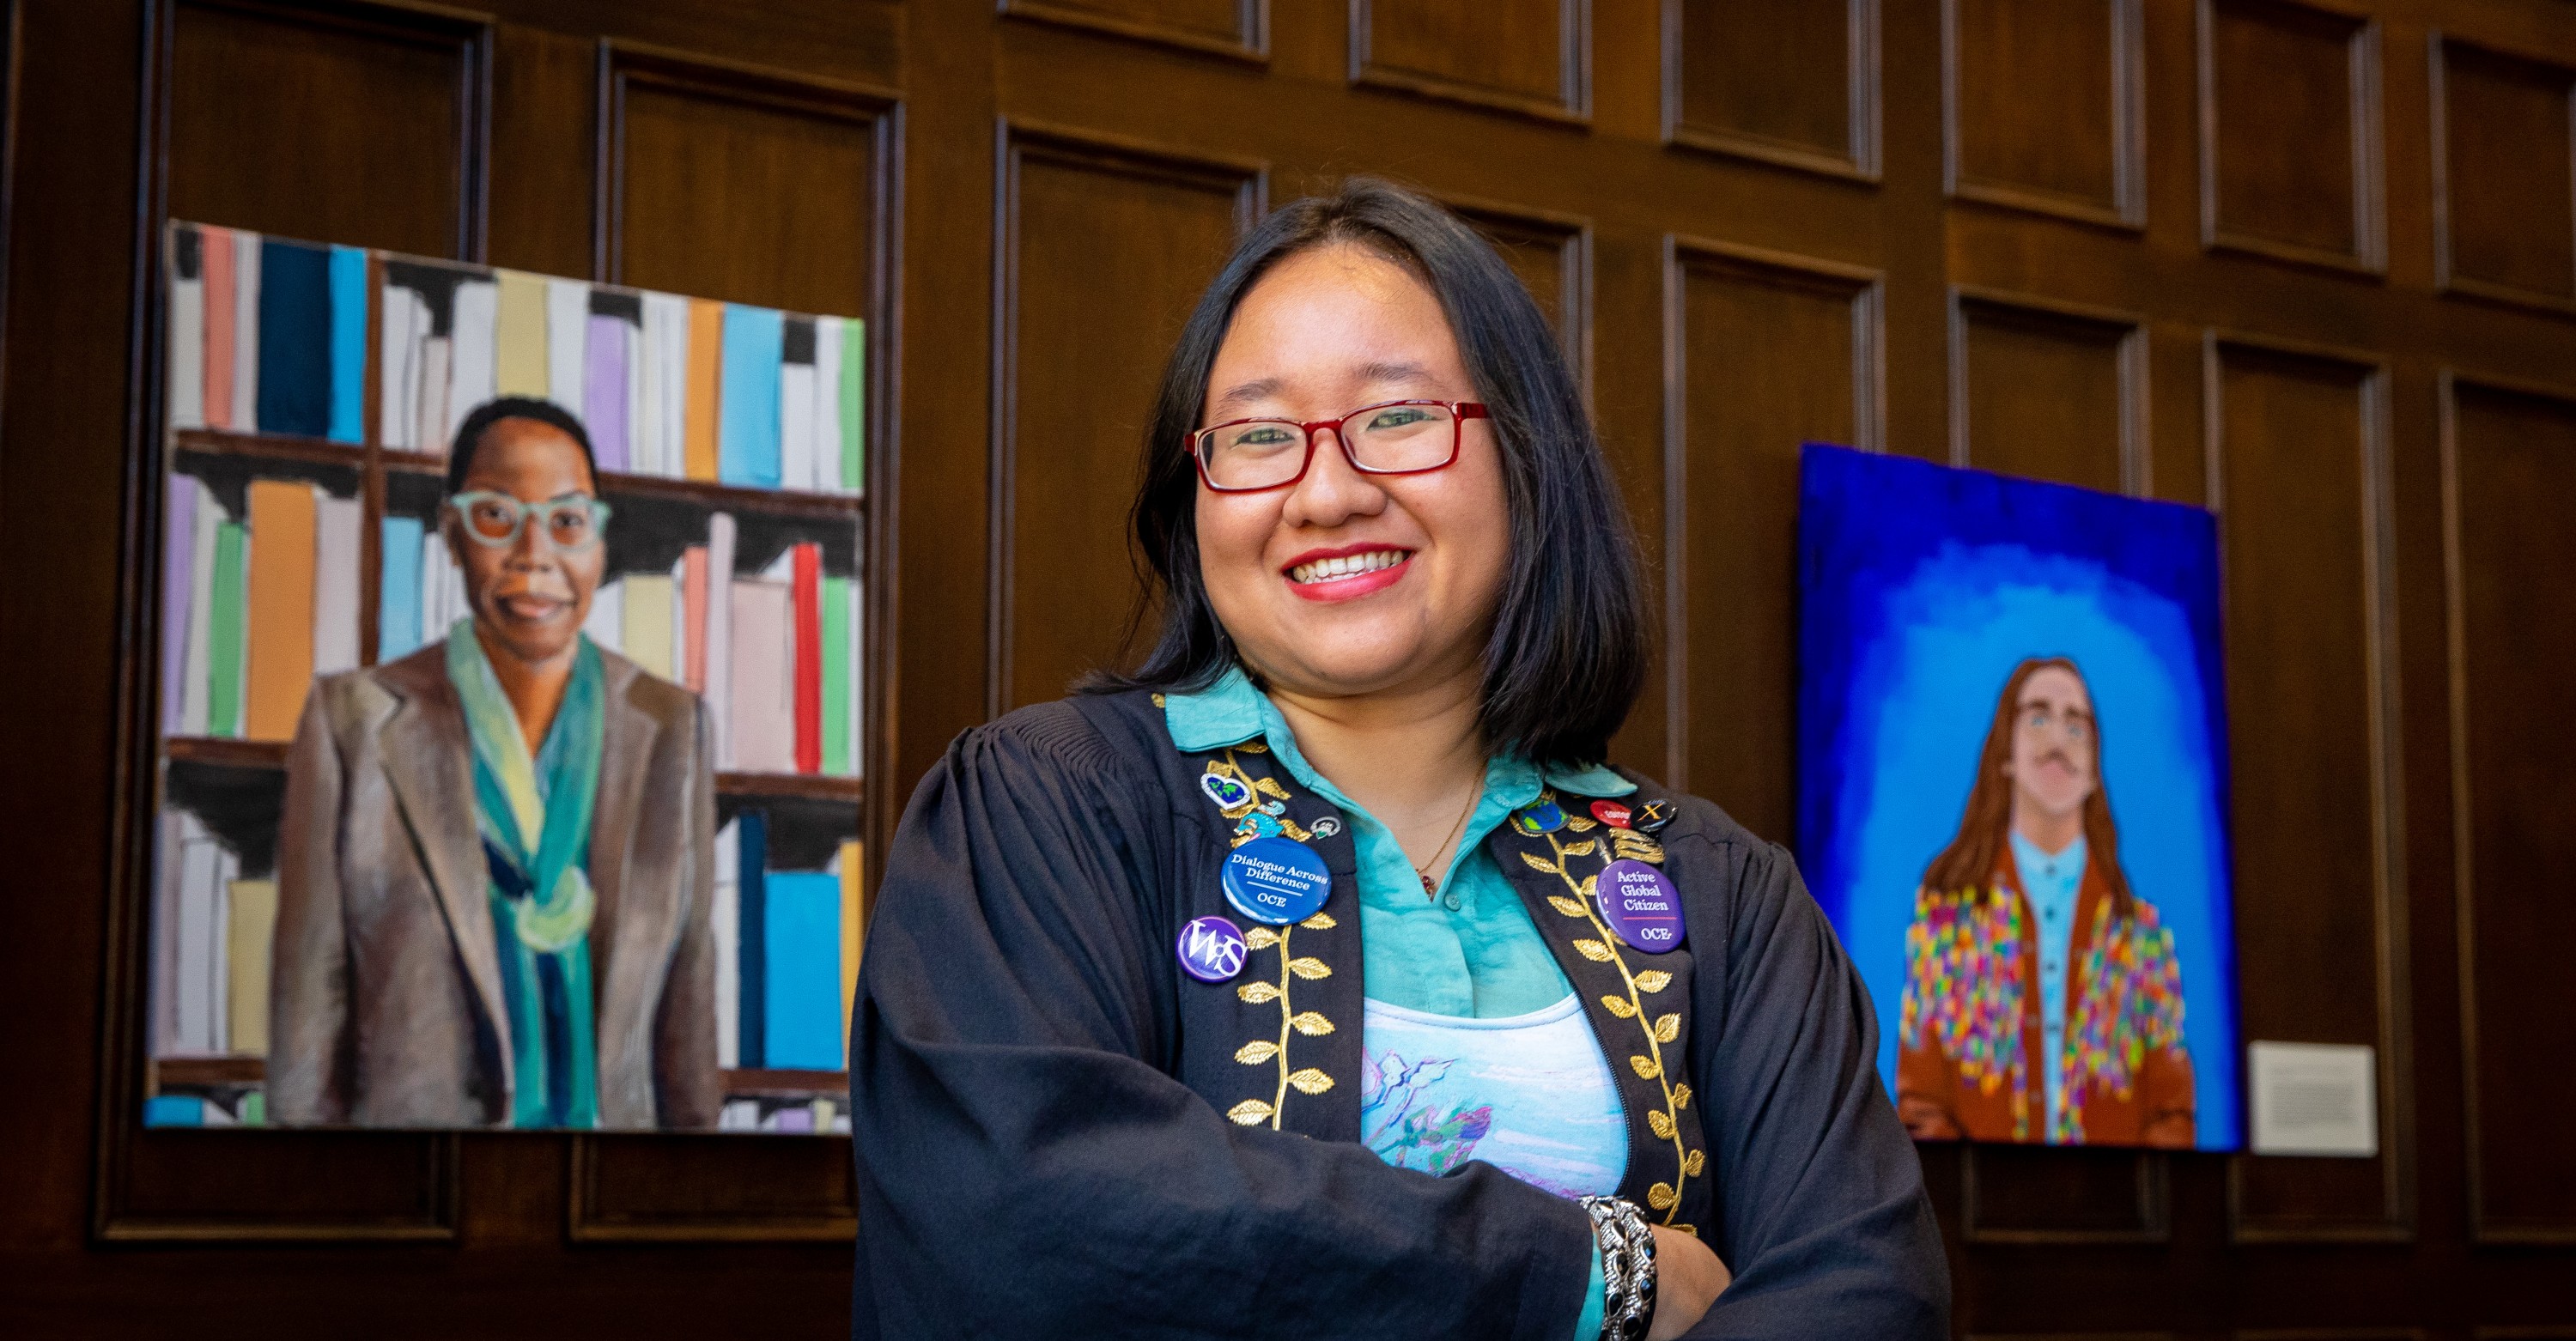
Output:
[999,0,1266,61]
[1962,1144,2166,1242]
[2432,38,2576,314]
[1448,197,1589,390]
[991,124,1259,716]
[1662,238,1879,835]
[2204,336,2407,1242]
[1946,0,2143,227]
[1350,0,1588,123]
[1666,0,1877,179]
[2197,0,2385,272]
[570,1135,854,1241]
[604,45,889,313]
[2442,376,2576,1244]
[1949,289,2144,494]
[166,0,485,260]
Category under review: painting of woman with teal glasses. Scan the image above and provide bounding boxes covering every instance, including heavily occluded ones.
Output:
[267,396,722,1128]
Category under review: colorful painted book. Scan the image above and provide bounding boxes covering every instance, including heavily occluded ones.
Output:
[791,543,823,774]
[225,877,278,1057]
[685,299,723,481]
[841,318,865,493]
[781,316,817,492]
[447,276,498,447]
[583,578,625,654]
[737,810,768,1069]
[312,494,361,677]
[680,546,709,693]
[705,513,736,762]
[839,840,863,1067]
[823,574,854,776]
[719,304,784,488]
[714,817,741,1071]
[328,245,366,444]
[495,269,548,399]
[380,515,424,661]
[161,473,198,732]
[201,227,235,430]
[167,226,206,431]
[255,236,333,438]
[587,292,641,473]
[763,871,844,1071]
[226,229,262,433]
[813,317,842,494]
[179,488,223,735]
[205,518,248,738]
[621,573,676,682]
[242,480,317,741]
[545,277,588,416]
[729,574,794,775]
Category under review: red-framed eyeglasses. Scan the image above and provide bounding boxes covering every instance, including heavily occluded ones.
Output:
[1189,400,1490,493]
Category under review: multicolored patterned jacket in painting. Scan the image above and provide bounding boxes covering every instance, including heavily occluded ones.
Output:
[1895,858,2194,1147]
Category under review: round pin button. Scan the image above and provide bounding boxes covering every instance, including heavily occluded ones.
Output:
[1510,801,1565,836]
[1222,836,1333,925]
[1590,800,1633,828]
[1176,915,1249,983]
[1633,799,1676,833]
[1595,859,1686,954]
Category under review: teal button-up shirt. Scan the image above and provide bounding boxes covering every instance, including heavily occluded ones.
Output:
[1164,667,1634,1338]
[1163,666,1636,1017]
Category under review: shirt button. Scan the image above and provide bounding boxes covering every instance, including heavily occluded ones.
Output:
[2045,962,2058,974]
[1442,893,1462,911]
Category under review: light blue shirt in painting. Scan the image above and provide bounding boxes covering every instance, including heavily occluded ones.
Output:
[2012,830,2087,1141]
[1164,667,1633,1339]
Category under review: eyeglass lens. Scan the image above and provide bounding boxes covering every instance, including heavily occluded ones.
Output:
[458,494,605,549]
[1197,403,1460,490]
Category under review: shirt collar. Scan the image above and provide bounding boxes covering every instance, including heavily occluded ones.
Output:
[1160,666,1636,798]
[2008,829,2087,884]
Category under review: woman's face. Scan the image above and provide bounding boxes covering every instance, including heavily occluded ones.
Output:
[1193,244,1510,701]
[447,418,605,668]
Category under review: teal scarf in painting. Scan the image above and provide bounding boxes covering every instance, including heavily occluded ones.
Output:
[447,622,605,1129]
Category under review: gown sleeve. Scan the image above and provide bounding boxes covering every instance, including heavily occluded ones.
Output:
[1682,835,1952,1338]
[848,706,1596,1341]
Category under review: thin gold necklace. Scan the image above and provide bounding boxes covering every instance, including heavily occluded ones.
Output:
[1415,783,1479,900]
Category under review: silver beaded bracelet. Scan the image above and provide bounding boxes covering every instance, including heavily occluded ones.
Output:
[1577,1194,1657,1341]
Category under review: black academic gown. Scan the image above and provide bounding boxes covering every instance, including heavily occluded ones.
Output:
[848,689,1947,1339]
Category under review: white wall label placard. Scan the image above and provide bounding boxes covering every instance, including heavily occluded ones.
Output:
[2248,1041,2377,1157]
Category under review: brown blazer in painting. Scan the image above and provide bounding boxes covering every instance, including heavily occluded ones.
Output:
[267,642,722,1130]
[1896,857,2195,1148]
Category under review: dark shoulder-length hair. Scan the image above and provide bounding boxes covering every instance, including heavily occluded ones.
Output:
[1083,177,1648,770]
[1920,656,2135,918]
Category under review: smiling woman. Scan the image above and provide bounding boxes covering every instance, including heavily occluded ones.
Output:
[848,179,1947,1340]
[268,397,720,1131]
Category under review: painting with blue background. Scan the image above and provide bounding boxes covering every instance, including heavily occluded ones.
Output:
[1795,445,2242,1151]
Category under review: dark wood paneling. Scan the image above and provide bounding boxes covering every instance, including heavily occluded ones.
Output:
[1445,194,1589,391]
[1665,0,1878,180]
[2205,334,2408,1243]
[1946,0,2143,228]
[991,123,1259,716]
[603,43,890,313]
[1962,1144,2168,1243]
[166,0,486,259]
[1949,288,2144,494]
[1000,0,1266,61]
[1350,0,1588,124]
[2441,374,2576,1244]
[2197,0,2385,273]
[2432,36,2576,314]
[1662,237,1880,834]
[569,1135,854,1241]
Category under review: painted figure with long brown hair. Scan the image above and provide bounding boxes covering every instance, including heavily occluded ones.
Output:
[1896,657,2194,1146]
